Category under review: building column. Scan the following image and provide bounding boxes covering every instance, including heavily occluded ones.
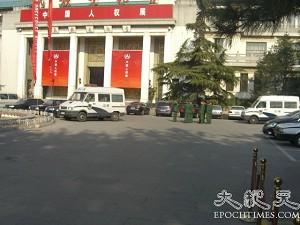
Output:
[163,31,173,96]
[67,34,78,98]
[17,34,27,98]
[104,34,113,87]
[77,37,85,88]
[34,34,44,98]
[140,33,151,102]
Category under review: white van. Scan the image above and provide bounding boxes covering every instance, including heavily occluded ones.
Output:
[242,95,300,124]
[59,87,126,121]
[0,93,18,108]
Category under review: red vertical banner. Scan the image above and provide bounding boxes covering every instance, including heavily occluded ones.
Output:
[48,0,53,84]
[31,0,39,83]
[111,50,142,88]
[42,50,69,86]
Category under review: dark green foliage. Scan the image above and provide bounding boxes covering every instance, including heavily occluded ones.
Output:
[152,15,237,103]
[197,0,300,37]
[254,35,300,97]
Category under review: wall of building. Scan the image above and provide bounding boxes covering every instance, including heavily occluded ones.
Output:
[0,11,19,94]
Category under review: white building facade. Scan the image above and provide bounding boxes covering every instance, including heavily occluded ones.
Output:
[0,0,299,102]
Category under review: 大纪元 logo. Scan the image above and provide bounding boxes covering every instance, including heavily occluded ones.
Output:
[53,54,59,60]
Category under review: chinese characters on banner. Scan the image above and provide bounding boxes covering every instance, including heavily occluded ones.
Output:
[31,0,39,83]
[42,50,69,87]
[111,50,142,88]
[20,4,173,21]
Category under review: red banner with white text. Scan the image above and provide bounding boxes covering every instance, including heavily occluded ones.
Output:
[42,50,69,86]
[31,0,39,82]
[20,4,173,21]
[111,50,142,88]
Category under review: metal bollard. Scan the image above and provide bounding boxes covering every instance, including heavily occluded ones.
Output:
[251,148,258,191]
[257,159,267,225]
[271,177,282,225]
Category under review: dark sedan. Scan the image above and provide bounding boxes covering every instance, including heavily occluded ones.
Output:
[155,101,172,116]
[126,102,150,115]
[5,98,44,110]
[29,99,65,112]
[43,100,66,117]
[263,110,300,136]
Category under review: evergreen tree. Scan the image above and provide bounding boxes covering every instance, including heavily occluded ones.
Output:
[197,0,300,37]
[254,35,300,97]
[152,15,237,103]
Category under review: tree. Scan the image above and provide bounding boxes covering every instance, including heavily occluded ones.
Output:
[197,0,300,37]
[254,35,300,97]
[152,15,237,103]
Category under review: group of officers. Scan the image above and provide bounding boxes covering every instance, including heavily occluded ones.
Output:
[171,100,213,124]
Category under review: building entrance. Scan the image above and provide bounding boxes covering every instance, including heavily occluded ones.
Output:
[89,67,104,87]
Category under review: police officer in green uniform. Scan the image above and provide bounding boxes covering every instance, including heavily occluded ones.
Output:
[172,101,179,122]
[199,99,206,124]
[184,102,193,123]
[206,100,213,124]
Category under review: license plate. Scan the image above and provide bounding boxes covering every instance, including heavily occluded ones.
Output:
[130,107,135,110]
[234,112,239,114]
[60,111,65,115]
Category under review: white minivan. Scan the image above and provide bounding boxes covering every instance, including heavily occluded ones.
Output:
[59,87,126,122]
[242,95,300,124]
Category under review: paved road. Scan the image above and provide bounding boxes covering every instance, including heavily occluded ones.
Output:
[0,116,299,225]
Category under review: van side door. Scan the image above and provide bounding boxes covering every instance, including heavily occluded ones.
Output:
[269,101,283,116]
[95,93,111,117]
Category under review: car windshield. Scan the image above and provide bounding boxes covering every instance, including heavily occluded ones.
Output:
[213,105,222,110]
[45,100,54,105]
[157,102,170,106]
[231,106,244,110]
[69,92,86,101]
[250,99,260,108]
[15,99,25,104]
[288,110,300,117]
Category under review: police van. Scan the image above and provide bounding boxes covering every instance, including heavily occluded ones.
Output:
[59,87,126,122]
[242,95,300,124]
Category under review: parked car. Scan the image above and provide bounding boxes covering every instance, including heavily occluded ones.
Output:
[273,121,300,146]
[42,100,66,117]
[29,99,66,112]
[0,93,18,108]
[212,105,223,119]
[179,103,199,118]
[155,101,172,116]
[5,98,44,110]
[263,110,300,136]
[228,106,245,120]
[126,102,150,115]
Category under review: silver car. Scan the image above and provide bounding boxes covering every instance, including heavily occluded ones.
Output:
[228,106,245,120]
[212,105,223,119]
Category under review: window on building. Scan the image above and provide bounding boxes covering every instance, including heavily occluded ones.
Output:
[246,42,267,57]
[240,73,248,92]
[270,101,283,108]
[112,94,123,102]
[98,94,110,102]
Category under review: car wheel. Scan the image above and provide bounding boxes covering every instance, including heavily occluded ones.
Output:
[77,111,87,122]
[292,134,300,147]
[111,112,120,121]
[64,116,71,121]
[249,116,259,124]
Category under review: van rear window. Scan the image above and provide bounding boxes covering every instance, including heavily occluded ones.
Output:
[112,94,123,102]
[284,102,297,109]
[270,101,283,108]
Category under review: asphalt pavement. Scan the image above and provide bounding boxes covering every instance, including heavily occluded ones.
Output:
[0,115,299,225]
